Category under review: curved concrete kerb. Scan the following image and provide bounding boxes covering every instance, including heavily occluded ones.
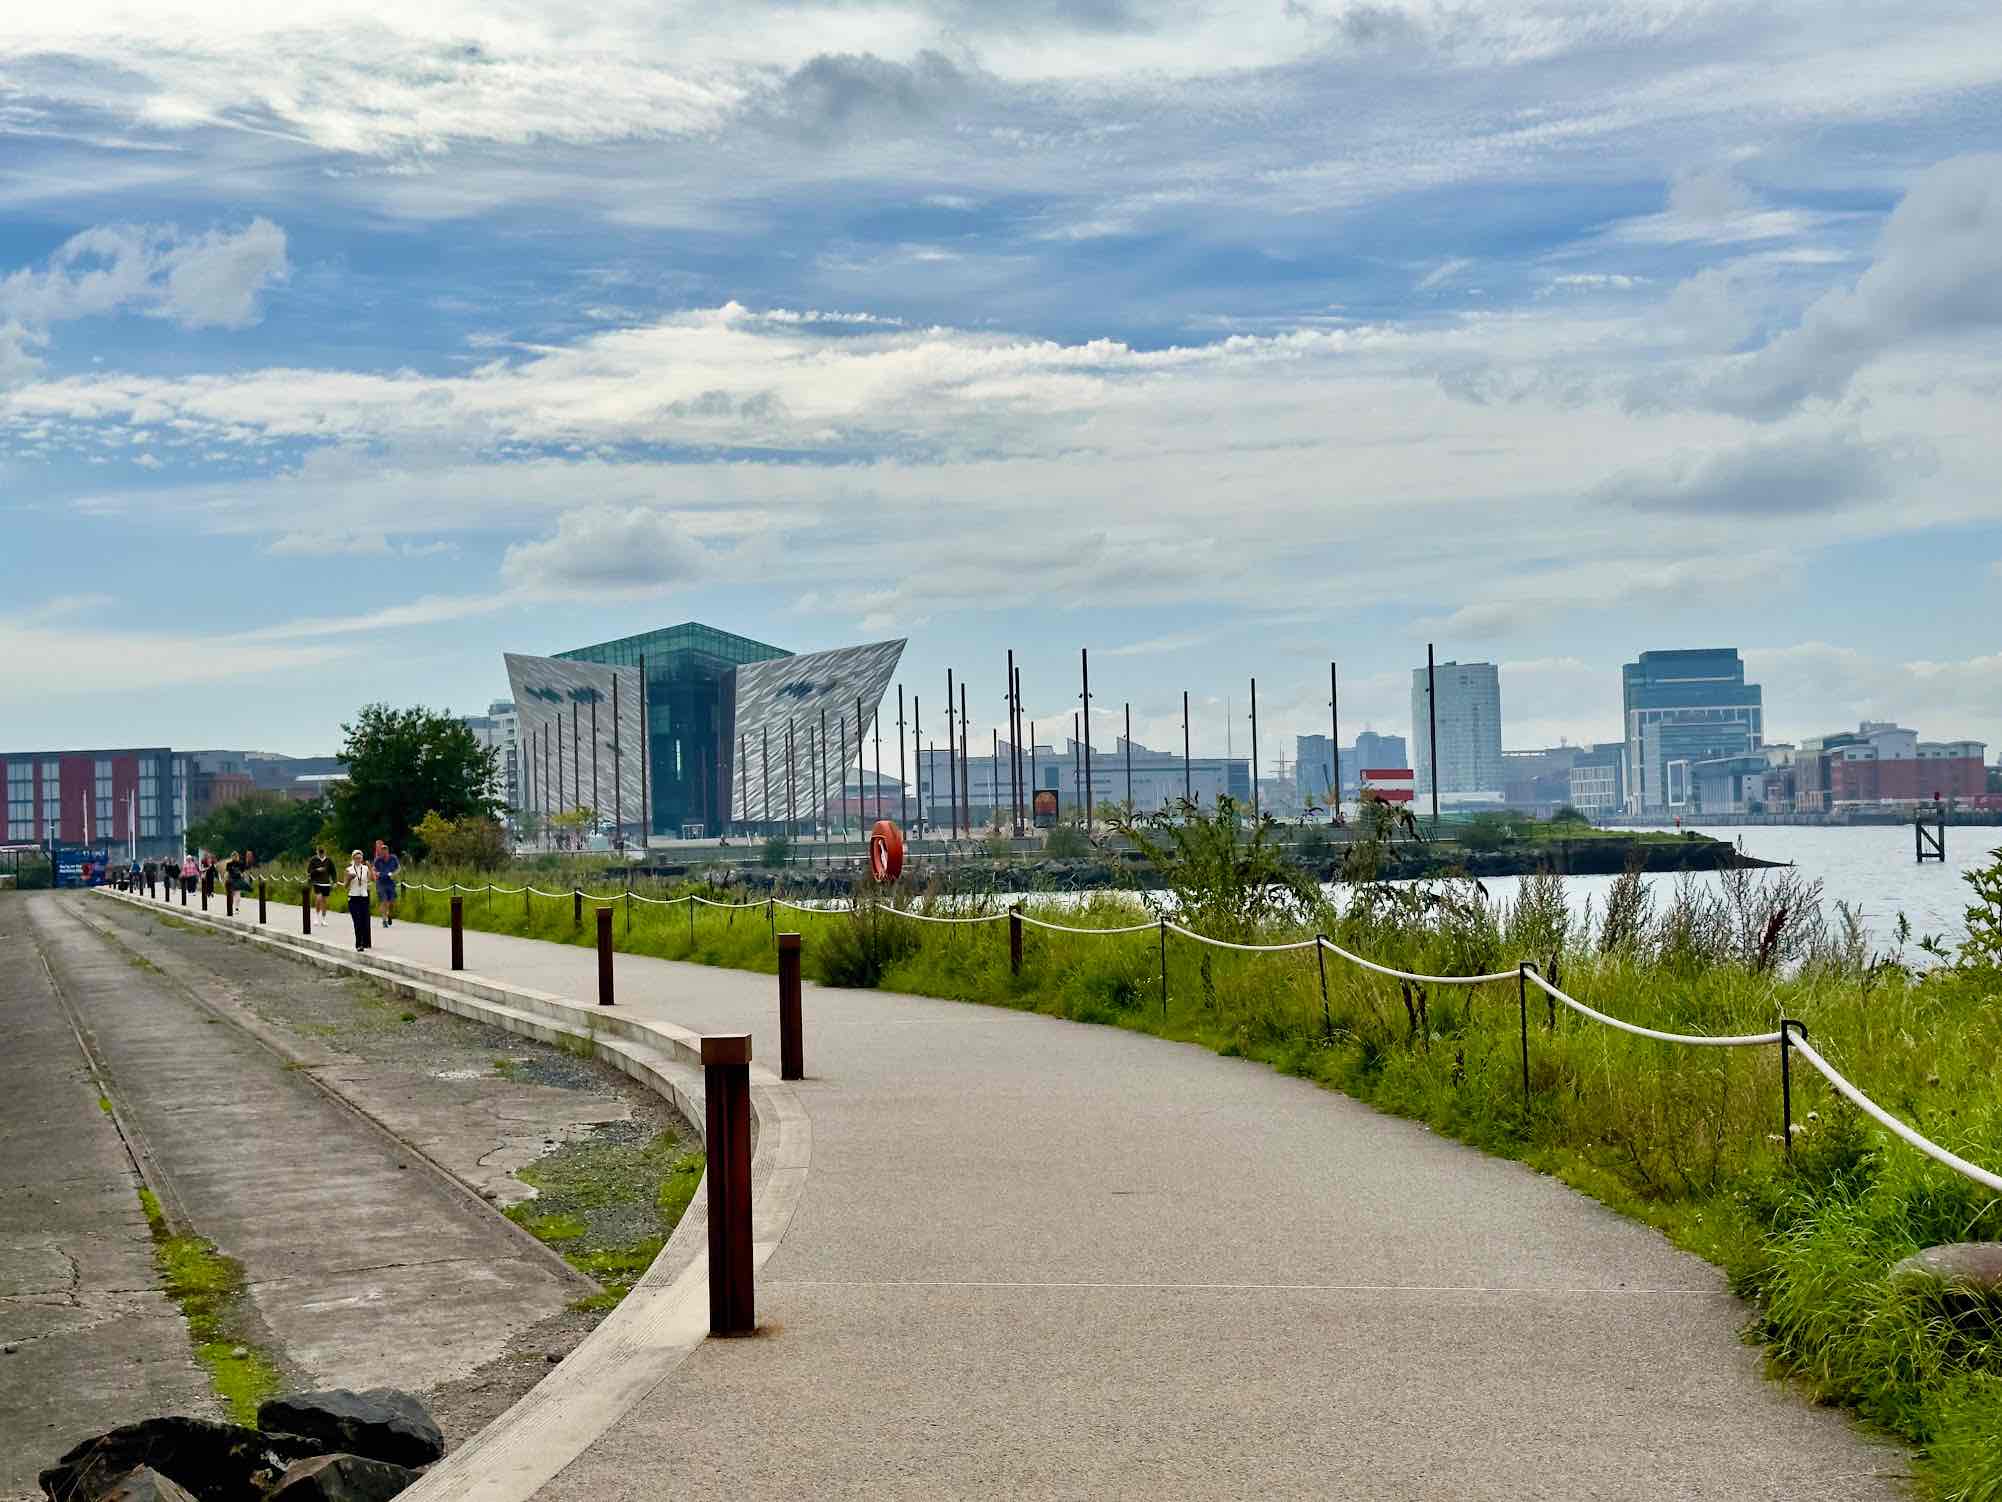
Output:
[92,888,811,1502]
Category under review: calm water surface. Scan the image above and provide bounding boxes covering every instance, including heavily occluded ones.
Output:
[1462,824,2001,951]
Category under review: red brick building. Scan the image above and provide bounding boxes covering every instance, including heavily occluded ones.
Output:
[1,747,180,855]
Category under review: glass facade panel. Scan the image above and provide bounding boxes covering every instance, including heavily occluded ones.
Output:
[6,761,32,840]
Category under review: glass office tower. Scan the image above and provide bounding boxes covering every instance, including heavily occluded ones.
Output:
[1620,649,1763,813]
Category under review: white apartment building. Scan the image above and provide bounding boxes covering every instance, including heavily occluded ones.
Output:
[1410,661,1504,798]
[462,700,521,815]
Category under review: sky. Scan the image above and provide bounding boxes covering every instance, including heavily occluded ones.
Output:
[2,1,1999,772]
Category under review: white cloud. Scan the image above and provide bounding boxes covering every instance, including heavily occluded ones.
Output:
[1706,153,2002,418]
[0,619,347,700]
[0,218,287,382]
[1595,429,1923,517]
[1746,642,2002,747]
[499,505,706,596]
[257,594,508,640]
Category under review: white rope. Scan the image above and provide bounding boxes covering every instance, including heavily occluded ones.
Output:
[882,907,1009,926]
[1017,913,1159,936]
[1523,969,1781,1048]
[1317,937,1515,987]
[1165,921,1318,953]
[1789,1036,2002,1194]
[624,891,687,905]
[693,894,766,909]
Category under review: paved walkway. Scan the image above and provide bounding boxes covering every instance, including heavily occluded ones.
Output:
[126,888,1903,1499]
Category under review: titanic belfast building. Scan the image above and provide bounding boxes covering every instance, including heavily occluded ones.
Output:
[504,623,905,841]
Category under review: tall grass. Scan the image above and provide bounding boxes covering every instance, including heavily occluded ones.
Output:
[363,851,2002,1498]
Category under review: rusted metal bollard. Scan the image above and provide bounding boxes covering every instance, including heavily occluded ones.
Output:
[225,882,234,918]
[702,1033,755,1334]
[258,880,267,925]
[596,905,614,1006]
[302,882,312,934]
[778,932,803,1080]
[574,888,583,928]
[450,895,465,971]
[1009,908,1023,977]
[180,879,188,907]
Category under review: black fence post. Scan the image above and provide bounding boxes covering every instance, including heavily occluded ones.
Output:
[301,881,311,933]
[778,932,803,1080]
[1009,908,1023,978]
[450,896,465,971]
[1517,962,1532,1113]
[702,1034,755,1335]
[1315,935,1331,1040]
[1779,1018,1806,1160]
[258,881,267,925]
[1158,917,1168,1018]
[574,887,583,928]
[597,905,614,1007]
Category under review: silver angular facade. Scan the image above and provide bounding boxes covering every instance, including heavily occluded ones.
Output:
[504,653,647,837]
[727,639,906,826]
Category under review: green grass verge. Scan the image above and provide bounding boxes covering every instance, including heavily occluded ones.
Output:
[136,1187,284,1422]
[377,863,2002,1498]
[502,1127,705,1310]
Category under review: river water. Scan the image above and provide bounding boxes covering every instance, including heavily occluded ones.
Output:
[1460,824,2000,952]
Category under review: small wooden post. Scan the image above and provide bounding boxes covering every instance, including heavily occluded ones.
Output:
[596,905,614,1007]
[778,932,803,1081]
[702,1034,755,1334]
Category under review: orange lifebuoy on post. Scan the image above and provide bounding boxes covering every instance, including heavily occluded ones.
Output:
[868,820,905,882]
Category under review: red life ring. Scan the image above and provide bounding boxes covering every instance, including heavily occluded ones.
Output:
[868,820,905,882]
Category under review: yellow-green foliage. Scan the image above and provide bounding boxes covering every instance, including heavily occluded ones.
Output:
[137,1186,284,1422]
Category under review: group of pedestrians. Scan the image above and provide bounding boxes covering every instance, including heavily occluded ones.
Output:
[303,840,399,952]
[135,850,253,900]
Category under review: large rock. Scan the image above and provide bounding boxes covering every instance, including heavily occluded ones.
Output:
[254,1392,442,1469]
[39,1417,321,1502]
[265,1454,419,1502]
[1891,1242,2002,1303]
[99,1468,201,1502]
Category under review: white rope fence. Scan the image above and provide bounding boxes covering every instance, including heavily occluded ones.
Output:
[1788,1035,2002,1194]
[1522,967,1782,1048]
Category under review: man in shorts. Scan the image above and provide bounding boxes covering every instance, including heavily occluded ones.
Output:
[306,846,336,927]
[372,840,400,928]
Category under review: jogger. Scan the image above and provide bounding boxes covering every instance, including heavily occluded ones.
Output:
[345,849,373,952]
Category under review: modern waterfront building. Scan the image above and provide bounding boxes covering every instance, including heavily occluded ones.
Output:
[2,746,181,857]
[1566,742,1628,817]
[1410,661,1503,800]
[506,623,905,841]
[1793,724,1987,811]
[1501,745,1587,814]
[461,701,521,815]
[1620,649,1763,814]
[1295,731,1408,802]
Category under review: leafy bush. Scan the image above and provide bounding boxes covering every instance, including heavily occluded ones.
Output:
[761,834,792,868]
[1044,822,1091,858]
[411,810,510,870]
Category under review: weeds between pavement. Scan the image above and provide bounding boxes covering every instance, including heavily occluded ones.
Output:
[136,1187,285,1423]
[362,811,1997,1498]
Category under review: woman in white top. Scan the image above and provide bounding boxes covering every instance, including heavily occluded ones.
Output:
[344,849,374,952]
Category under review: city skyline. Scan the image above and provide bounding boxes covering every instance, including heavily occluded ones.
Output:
[3,6,2000,763]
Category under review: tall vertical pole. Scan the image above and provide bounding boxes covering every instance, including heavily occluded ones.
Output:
[1080,648,1093,834]
[763,725,772,831]
[819,708,829,847]
[838,712,848,837]
[740,733,749,838]
[786,720,796,846]
[1427,643,1440,833]
[1169,692,1185,813]
[945,671,957,840]
[590,694,599,828]
[637,653,650,851]
[1250,677,1260,820]
[960,680,970,839]
[1330,660,1340,818]
[1006,651,1018,837]
[897,686,908,831]
[1013,665,1026,837]
[1124,701,1133,811]
[911,695,921,839]
[612,674,623,847]
[873,699,882,827]
[572,701,580,822]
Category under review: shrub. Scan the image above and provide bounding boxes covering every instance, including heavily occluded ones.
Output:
[1044,822,1091,859]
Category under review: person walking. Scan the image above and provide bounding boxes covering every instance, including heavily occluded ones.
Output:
[305,846,335,927]
[372,840,400,928]
[180,851,198,895]
[344,849,373,952]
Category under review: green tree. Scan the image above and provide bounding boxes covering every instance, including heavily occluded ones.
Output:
[411,810,512,870]
[331,704,502,859]
[187,792,331,862]
[1109,795,1315,941]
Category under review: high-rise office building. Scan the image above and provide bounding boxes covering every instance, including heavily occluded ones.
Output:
[1410,661,1503,798]
[1620,649,1763,813]
[461,701,521,814]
